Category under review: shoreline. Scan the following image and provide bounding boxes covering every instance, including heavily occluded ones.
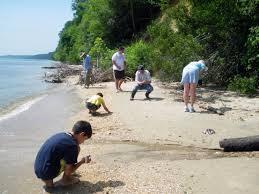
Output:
[0,82,83,194]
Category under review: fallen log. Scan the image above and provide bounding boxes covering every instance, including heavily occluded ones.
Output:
[219,135,259,152]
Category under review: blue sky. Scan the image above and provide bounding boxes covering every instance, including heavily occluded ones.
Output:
[0,0,73,55]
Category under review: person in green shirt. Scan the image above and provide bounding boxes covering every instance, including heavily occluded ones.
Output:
[86,93,111,115]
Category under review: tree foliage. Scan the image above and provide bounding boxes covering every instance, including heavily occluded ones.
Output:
[53,0,258,92]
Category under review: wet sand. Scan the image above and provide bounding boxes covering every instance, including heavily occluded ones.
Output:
[0,85,82,194]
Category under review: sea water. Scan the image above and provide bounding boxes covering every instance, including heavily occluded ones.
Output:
[0,57,54,118]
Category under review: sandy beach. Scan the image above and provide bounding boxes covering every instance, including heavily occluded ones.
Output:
[1,76,258,194]
[56,76,259,194]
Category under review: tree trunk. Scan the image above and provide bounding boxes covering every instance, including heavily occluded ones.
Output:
[219,135,259,152]
[129,0,136,33]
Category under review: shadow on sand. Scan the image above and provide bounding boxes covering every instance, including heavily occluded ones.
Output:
[132,97,164,101]
[49,180,125,194]
[90,112,113,117]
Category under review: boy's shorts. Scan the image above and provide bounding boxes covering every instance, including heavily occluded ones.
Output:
[86,102,101,111]
[35,159,66,180]
[113,70,125,80]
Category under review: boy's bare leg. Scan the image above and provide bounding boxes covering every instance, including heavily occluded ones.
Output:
[55,173,79,187]
[118,79,124,91]
[43,179,54,188]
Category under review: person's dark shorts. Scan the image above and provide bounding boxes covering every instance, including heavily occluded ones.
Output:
[114,70,125,80]
[86,102,101,111]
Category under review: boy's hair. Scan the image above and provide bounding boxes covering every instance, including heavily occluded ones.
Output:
[96,92,103,97]
[118,46,124,51]
[72,120,92,138]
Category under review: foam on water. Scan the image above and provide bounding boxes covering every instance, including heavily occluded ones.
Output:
[0,95,47,122]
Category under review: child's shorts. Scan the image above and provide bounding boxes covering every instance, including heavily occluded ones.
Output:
[86,102,101,111]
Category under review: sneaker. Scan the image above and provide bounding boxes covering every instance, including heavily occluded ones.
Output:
[189,107,196,113]
[184,107,189,112]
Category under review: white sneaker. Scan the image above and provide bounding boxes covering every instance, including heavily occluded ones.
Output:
[184,107,189,112]
[189,107,196,113]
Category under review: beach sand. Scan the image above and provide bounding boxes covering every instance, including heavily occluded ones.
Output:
[60,76,259,194]
[1,76,258,194]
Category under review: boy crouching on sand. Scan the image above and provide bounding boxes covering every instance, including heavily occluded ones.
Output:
[86,93,111,115]
[34,120,92,191]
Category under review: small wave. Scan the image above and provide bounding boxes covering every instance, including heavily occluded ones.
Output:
[0,95,47,122]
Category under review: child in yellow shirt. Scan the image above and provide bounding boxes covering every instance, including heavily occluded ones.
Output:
[86,93,111,115]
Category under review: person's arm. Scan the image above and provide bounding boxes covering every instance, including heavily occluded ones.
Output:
[112,60,121,70]
[112,54,121,70]
[80,52,85,59]
[63,156,91,177]
[135,71,143,85]
[101,101,111,113]
[143,71,151,84]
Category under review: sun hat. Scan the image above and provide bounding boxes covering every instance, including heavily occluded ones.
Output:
[198,60,208,71]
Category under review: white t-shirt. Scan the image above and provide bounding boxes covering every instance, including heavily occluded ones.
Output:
[112,52,125,71]
[135,70,151,82]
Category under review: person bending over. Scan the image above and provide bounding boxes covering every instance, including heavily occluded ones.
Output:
[34,120,92,191]
[180,60,208,112]
[86,93,111,115]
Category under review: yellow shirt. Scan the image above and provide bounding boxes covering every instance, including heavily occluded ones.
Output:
[87,95,104,106]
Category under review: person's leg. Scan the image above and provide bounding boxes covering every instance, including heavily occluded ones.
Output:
[89,69,94,85]
[113,70,119,91]
[85,70,90,88]
[131,85,140,100]
[115,79,120,91]
[118,70,125,91]
[183,83,190,111]
[144,84,153,99]
[42,179,54,188]
[189,83,197,112]
[118,79,124,91]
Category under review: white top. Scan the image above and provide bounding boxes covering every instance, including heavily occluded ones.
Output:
[112,52,125,71]
[135,70,151,82]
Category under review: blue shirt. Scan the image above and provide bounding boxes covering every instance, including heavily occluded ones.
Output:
[34,132,78,179]
[83,55,92,71]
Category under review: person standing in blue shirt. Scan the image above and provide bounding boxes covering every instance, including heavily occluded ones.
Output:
[180,60,208,112]
[80,52,93,88]
[34,120,92,191]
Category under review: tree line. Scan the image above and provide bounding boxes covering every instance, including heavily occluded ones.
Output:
[53,0,259,94]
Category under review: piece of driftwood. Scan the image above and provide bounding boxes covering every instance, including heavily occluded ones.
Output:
[219,135,259,152]
[44,78,62,83]
[199,104,224,115]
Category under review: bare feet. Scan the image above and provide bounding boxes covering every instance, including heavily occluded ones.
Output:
[55,176,80,187]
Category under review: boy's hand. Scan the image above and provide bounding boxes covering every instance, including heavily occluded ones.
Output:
[84,155,91,163]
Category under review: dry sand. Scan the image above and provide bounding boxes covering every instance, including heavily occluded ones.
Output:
[52,76,259,194]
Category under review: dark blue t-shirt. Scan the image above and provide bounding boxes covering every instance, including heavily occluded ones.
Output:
[34,132,78,180]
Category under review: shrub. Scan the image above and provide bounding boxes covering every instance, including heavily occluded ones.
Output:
[126,41,153,76]
[228,75,257,95]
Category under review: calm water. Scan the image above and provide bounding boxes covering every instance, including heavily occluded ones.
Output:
[0,58,53,109]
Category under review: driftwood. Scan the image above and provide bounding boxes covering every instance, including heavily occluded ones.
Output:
[77,67,114,85]
[219,135,259,152]
[43,63,83,83]
[44,78,62,83]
